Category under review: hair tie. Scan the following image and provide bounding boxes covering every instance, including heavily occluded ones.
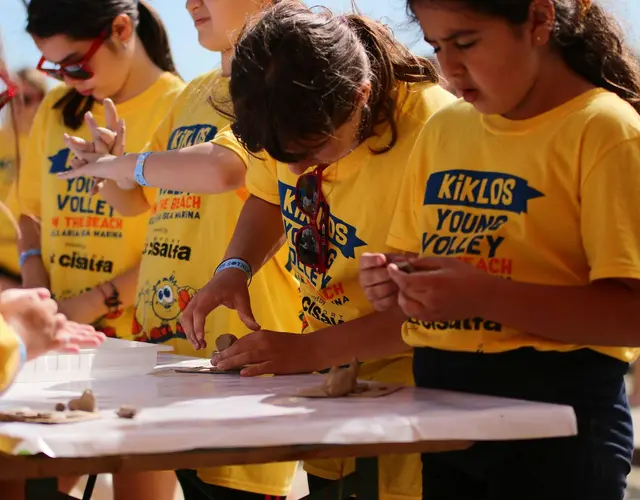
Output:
[578,0,592,21]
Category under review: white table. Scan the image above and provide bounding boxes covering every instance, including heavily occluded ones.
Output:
[0,354,578,498]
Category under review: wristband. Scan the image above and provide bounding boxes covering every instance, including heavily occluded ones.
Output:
[19,248,41,269]
[215,258,252,286]
[97,281,123,320]
[134,152,152,187]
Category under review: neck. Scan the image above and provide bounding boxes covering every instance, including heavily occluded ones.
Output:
[503,51,595,120]
[109,37,165,104]
[221,49,233,77]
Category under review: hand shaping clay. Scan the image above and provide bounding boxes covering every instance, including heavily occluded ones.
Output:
[68,390,97,413]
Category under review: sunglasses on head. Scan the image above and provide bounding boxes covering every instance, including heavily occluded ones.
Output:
[37,30,109,81]
[294,165,330,274]
[0,74,18,112]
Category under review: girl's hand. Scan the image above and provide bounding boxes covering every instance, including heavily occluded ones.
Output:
[62,99,135,192]
[182,269,260,351]
[388,257,490,322]
[359,252,413,311]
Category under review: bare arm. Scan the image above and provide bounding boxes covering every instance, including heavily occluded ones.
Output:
[60,142,247,195]
[97,182,150,217]
[223,195,285,273]
[57,264,140,324]
[17,215,49,290]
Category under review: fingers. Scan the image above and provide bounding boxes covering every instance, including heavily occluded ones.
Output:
[113,119,126,157]
[360,252,387,270]
[397,291,427,320]
[235,297,260,331]
[63,134,101,163]
[408,257,456,271]
[182,297,210,350]
[57,162,108,181]
[104,98,119,132]
[240,362,273,377]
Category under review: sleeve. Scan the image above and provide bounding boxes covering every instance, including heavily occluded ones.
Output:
[0,315,25,394]
[144,97,179,154]
[212,127,280,205]
[581,138,640,282]
[18,100,49,218]
[386,130,427,254]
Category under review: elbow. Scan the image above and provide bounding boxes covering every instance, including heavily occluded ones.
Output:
[210,167,246,194]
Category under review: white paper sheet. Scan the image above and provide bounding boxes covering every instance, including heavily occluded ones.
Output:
[0,355,577,458]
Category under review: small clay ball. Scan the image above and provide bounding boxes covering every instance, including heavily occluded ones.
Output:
[55,403,66,412]
[116,405,137,419]
[215,333,238,352]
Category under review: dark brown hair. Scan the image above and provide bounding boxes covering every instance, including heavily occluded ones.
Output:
[223,1,439,163]
[26,0,178,130]
[408,0,640,113]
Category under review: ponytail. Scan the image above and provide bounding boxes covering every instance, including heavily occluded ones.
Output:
[136,1,178,75]
[554,3,640,113]
[342,13,439,153]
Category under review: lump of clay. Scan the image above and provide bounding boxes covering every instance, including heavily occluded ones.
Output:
[55,403,66,412]
[215,333,238,352]
[323,359,359,397]
[68,390,97,413]
[116,405,137,419]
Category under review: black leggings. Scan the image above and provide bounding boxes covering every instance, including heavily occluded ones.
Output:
[413,347,633,500]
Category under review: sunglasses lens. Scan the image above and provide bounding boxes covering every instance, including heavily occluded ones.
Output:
[296,226,321,267]
[297,174,319,216]
[63,65,93,81]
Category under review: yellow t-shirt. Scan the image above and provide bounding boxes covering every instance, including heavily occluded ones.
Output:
[216,82,456,500]
[133,69,301,497]
[0,130,24,275]
[0,315,21,393]
[389,88,640,363]
[19,74,184,338]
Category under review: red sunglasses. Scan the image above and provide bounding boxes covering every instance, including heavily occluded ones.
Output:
[0,73,18,112]
[37,30,108,81]
[294,165,330,274]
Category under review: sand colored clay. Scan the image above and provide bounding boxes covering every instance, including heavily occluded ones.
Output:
[323,359,359,397]
[215,333,238,352]
[116,405,138,419]
[68,390,97,413]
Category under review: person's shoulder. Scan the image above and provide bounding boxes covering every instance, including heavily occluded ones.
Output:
[576,89,640,140]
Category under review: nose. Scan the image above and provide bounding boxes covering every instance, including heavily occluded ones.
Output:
[185,0,202,13]
[436,48,465,82]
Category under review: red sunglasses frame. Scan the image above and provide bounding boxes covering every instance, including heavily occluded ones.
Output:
[0,73,19,112]
[294,165,330,274]
[37,30,109,82]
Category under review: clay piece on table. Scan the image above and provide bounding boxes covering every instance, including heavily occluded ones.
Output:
[323,359,360,397]
[116,405,138,419]
[55,403,66,412]
[175,365,243,375]
[67,390,97,413]
[215,333,238,352]
[0,408,100,424]
[296,359,405,399]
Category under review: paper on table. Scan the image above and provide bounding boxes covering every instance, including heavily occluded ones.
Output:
[0,355,577,458]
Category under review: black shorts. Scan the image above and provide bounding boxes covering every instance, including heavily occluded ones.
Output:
[175,469,286,500]
[413,347,633,500]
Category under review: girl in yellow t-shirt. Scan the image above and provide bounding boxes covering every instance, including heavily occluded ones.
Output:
[0,68,46,288]
[17,0,184,348]
[361,1,640,499]
[64,1,301,499]
[62,3,455,498]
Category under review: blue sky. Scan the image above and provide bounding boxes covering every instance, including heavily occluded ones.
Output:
[1,0,639,84]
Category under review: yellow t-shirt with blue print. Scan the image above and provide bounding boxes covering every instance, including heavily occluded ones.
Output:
[18,73,184,337]
[0,130,24,275]
[134,69,301,497]
[216,82,456,500]
[389,88,640,364]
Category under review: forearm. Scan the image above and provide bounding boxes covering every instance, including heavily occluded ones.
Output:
[309,307,409,370]
[17,216,48,289]
[122,143,246,193]
[58,265,140,324]
[484,278,640,346]
[223,195,285,274]
[98,182,149,217]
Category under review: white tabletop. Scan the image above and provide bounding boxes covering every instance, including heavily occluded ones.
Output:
[0,354,577,458]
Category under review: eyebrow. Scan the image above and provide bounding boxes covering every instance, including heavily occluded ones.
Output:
[424,29,479,44]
